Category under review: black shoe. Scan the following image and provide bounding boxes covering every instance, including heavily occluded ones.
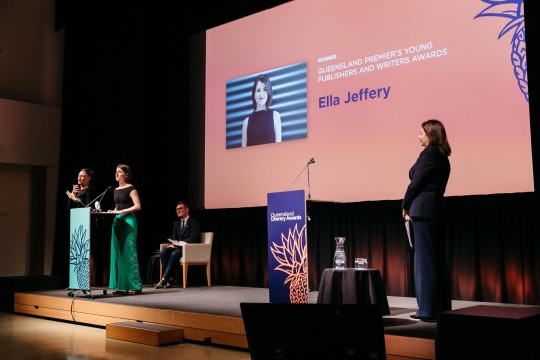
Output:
[154,279,167,289]
[410,314,437,323]
[113,290,128,296]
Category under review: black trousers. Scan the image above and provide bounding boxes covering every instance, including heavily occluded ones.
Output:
[412,218,451,318]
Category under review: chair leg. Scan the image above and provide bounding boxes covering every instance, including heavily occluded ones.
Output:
[159,262,163,281]
[206,262,211,287]
[182,264,187,289]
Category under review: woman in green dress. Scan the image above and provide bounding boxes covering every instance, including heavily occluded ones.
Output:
[107,164,143,295]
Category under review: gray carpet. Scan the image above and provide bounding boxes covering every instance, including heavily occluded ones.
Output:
[21,285,536,341]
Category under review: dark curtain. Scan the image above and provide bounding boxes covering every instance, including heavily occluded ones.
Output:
[53,2,540,305]
[195,193,540,305]
[52,4,190,282]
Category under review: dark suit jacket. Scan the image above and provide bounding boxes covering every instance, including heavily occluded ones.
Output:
[172,216,201,244]
[402,146,450,221]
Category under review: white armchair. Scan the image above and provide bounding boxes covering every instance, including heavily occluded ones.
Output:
[159,231,214,288]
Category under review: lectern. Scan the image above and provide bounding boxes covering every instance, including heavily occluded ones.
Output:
[68,208,114,297]
[267,190,308,304]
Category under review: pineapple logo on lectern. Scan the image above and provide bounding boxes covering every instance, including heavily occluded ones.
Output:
[475,0,528,102]
[270,224,308,304]
[70,224,90,289]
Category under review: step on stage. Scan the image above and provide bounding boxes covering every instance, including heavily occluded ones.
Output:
[13,285,540,360]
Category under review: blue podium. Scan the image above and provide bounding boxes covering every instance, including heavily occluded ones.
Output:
[68,208,113,297]
[267,190,308,304]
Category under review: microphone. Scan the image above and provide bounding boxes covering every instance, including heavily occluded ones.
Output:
[83,186,112,210]
[286,158,316,200]
[306,158,315,199]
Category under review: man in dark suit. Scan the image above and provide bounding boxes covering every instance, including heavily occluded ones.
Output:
[155,201,201,288]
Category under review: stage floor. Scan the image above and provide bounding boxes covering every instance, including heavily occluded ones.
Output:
[12,285,535,360]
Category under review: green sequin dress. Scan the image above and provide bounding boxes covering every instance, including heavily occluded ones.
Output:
[109,186,142,291]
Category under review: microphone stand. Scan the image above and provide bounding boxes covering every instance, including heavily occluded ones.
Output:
[307,162,312,200]
[82,186,112,210]
[287,158,315,198]
[94,186,112,211]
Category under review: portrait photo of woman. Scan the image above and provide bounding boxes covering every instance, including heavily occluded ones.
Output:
[241,74,282,147]
[225,62,308,149]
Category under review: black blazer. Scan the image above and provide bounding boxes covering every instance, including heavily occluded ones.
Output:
[172,216,201,244]
[402,146,450,221]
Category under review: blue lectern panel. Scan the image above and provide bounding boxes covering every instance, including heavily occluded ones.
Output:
[267,190,308,304]
[69,208,91,290]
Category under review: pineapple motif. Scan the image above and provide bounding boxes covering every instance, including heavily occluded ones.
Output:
[475,0,528,102]
[69,224,90,289]
[270,224,308,304]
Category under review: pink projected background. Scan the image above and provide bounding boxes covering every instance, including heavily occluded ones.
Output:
[205,0,532,209]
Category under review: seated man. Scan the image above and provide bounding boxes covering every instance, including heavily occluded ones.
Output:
[155,201,201,288]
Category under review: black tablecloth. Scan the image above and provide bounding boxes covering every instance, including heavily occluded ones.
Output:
[316,268,390,315]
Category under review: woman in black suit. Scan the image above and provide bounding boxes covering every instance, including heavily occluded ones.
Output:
[402,119,452,322]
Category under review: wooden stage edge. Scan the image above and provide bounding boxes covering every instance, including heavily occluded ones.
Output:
[13,292,435,360]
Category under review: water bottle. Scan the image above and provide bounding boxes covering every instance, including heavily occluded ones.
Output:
[333,237,347,269]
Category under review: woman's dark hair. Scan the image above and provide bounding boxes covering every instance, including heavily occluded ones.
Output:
[422,119,451,156]
[117,164,132,181]
[81,168,93,177]
[81,168,94,185]
[251,74,273,111]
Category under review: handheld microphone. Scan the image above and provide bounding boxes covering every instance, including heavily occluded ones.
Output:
[308,158,315,164]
